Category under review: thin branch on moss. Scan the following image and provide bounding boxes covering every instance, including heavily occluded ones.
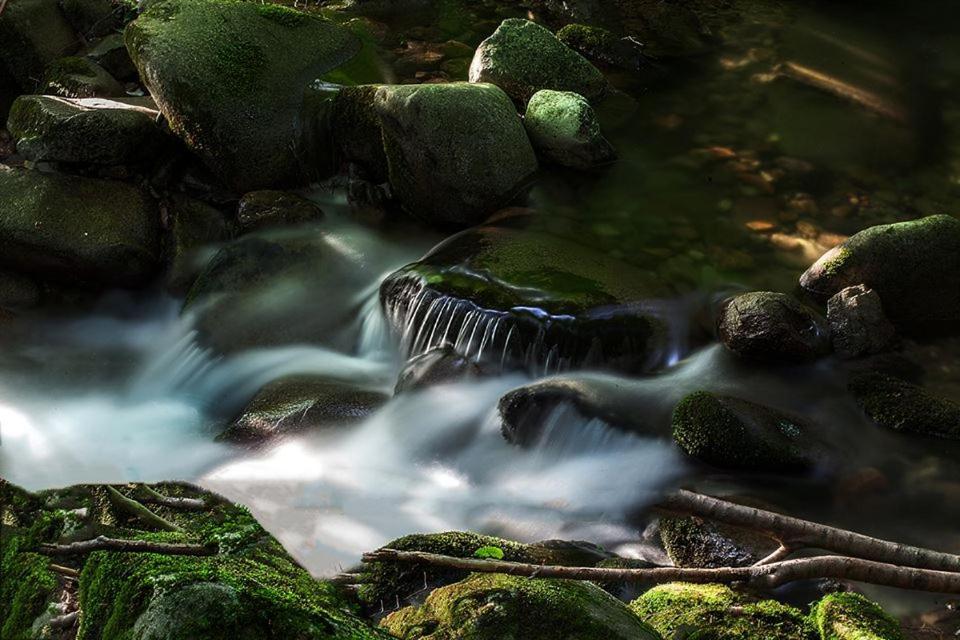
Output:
[137,484,208,511]
[38,535,216,557]
[48,563,80,578]
[106,486,182,532]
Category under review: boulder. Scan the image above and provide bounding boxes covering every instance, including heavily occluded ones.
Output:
[659,513,777,569]
[381,573,661,640]
[330,84,388,183]
[374,82,538,227]
[0,166,161,287]
[717,291,829,364]
[125,0,361,191]
[0,0,79,91]
[7,95,168,164]
[827,285,895,359]
[394,346,484,393]
[469,18,606,105]
[555,23,653,72]
[220,375,388,445]
[84,33,138,81]
[799,215,960,336]
[237,190,324,233]
[61,0,135,39]
[524,89,616,169]
[810,592,904,640]
[42,56,125,98]
[849,371,960,440]
[629,583,813,640]
[671,391,818,473]
[165,194,232,294]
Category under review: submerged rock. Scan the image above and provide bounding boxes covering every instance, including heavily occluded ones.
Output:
[42,56,125,99]
[849,371,960,440]
[7,95,168,165]
[524,89,616,170]
[381,573,660,640]
[810,592,904,640]
[125,0,361,191]
[221,375,387,445]
[556,23,655,73]
[394,346,484,393]
[671,391,818,473]
[827,285,896,359]
[0,166,161,287]
[799,215,960,336]
[0,0,79,90]
[717,291,829,364]
[469,18,607,105]
[380,220,678,375]
[629,583,814,640]
[237,190,324,233]
[374,82,538,227]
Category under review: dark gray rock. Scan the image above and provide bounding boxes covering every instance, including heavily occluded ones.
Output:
[42,56,125,98]
[237,191,324,233]
[827,285,895,359]
[394,346,483,394]
[849,371,960,440]
[718,291,829,364]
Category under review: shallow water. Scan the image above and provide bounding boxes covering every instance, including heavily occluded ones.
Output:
[3,0,960,618]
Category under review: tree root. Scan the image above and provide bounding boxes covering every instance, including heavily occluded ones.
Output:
[39,535,216,557]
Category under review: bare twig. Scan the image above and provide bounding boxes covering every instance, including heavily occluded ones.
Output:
[48,563,80,578]
[362,549,960,594]
[753,544,792,567]
[107,486,182,532]
[138,484,207,511]
[39,535,215,557]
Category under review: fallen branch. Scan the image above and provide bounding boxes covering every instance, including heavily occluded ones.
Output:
[48,563,80,579]
[362,549,960,594]
[107,486,182,532]
[137,484,207,511]
[655,490,960,573]
[39,535,215,557]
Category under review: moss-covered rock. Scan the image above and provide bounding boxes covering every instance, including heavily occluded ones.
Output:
[469,18,606,105]
[125,0,361,191]
[0,0,79,91]
[0,166,161,287]
[556,23,650,71]
[717,292,830,364]
[659,514,777,569]
[61,0,136,39]
[524,89,615,170]
[382,573,662,640]
[220,375,388,445]
[671,391,818,473]
[43,56,125,98]
[799,215,960,336]
[237,190,324,233]
[0,529,59,640]
[8,94,168,164]
[374,82,538,227]
[630,583,814,640]
[810,592,903,640]
[849,371,960,440]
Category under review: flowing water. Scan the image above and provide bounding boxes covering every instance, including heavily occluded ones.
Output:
[3,0,960,618]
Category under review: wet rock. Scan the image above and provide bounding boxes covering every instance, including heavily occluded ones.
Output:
[220,375,388,445]
[0,270,42,310]
[61,0,135,39]
[380,220,677,374]
[629,583,813,640]
[237,190,324,233]
[0,166,161,287]
[556,24,652,72]
[811,592,904,640]
[671,391,817,473]
[394,346,483,393]
[717,291,829,364]
[524,89,615,170]
[659,513,777,569]
[800,215,960,336]
[132,582,243,640]
[125,0,361,191]
[165,194,232,294]
[330,84,388,183]
[84,33,138,82]
[469,18,606,105]
[382,573,660,640]
[0,0,79,91]
[374,82,537,227]
[849,371,960,440]
[827,285,895,359]
[8,95,168,165]
[42,56,125,98]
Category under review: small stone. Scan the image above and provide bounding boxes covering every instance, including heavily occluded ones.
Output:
[718,291,830,364]
[524,89,615,170]
[827,285,895,358]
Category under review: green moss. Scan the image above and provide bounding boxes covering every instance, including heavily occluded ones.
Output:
[820,246,851,278]
[630,583,814,640]
[810,592,903,640]
[849,371,960,439]
[255,2,307,27]
[557,24,617,50]
[0,531,59,639]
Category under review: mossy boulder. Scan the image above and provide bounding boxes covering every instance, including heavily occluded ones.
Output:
[671,391,818,473]
[556,23,649,72]
[659,514,777,569]
[220,375,388,445]
[524,89,615,170]
[849,371,960,440]
[43,56,125,98]
[380,220,676,374]
[61,0,135,39]
[799,215,960,336]
[358,531,612,610]
[374,82,538,227]
[237,190,325,233]
[125,0,361,191]
[0,166,161,287]
[8,94,168,164]
[469,18,606,105]
[717,292,830,364]
[381,573,662,640]
[0,0,79,91]
[630,583,814,640]
[810,592,903,640]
